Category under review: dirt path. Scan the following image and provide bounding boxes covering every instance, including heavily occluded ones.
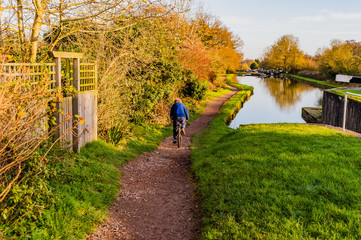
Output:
[88,86,238,240]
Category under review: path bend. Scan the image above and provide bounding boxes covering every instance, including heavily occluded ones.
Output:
[88,86,238,240]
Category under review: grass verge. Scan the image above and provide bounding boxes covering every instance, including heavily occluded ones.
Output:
[329,89,361,102]
[192,82,361,239]
[1,82,233,239]
[287,74,341,88]
[1,124,171,240]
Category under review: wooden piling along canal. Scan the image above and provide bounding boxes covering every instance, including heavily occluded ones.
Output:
[322,90,361,133]
[302,107,322,123]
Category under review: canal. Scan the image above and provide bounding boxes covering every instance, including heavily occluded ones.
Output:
[229,76,324,129]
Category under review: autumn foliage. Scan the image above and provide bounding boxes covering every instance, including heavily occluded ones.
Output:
[317,40,361,77]
[261,35,305,73]
[0,2,244,235]
[0,68,67,233]
[261,35,361,79]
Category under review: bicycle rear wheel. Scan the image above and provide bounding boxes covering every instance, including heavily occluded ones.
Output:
[177,122,181,148]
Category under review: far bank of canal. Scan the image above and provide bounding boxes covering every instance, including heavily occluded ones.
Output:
[229,76,324,129]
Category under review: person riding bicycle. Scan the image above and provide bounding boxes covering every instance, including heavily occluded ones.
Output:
[170,98,189,144]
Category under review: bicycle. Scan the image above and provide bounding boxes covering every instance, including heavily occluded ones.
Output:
[177,121,182,148]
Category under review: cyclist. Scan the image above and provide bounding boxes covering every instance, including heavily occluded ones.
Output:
[170,98,189,144]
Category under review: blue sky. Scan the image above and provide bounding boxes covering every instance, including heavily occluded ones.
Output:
[197,0,361,59]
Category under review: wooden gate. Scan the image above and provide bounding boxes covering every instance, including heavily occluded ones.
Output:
[51,51,97,152]
[0,52,97,152]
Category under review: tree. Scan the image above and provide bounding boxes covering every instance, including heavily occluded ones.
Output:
[1,0,186,62]
[261,35,305,73]
[250,61,259,70]
[191,12,243,76]
[317,40,361,77]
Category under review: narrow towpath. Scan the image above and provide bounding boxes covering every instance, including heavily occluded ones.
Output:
[88,86,238,240]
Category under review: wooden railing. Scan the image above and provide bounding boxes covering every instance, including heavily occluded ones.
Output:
[80,63,97,92]
[0,62,97,92]
[0,63,55,87]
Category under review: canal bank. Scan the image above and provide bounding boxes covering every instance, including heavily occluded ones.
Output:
[287,74,361,133]
[229,76,324,129]
[286,74,341,89]
[191,77,361,239]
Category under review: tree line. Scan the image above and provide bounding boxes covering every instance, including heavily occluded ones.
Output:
[258,34,361,79]
[0,0,243,144]
[0,1,243,236]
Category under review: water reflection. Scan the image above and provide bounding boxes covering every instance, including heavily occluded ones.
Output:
[262,78,315,110]
[229,76,323,129]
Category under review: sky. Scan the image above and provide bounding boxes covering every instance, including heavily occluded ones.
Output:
[197,0,361,59]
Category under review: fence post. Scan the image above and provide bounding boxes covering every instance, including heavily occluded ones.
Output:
[54,57,62,140]
[343,94,348,132]
[72,58,81,153]
[54,57,61,88]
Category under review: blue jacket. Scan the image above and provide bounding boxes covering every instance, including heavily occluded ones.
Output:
[170,103,189,120]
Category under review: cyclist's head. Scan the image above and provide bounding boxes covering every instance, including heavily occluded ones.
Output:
[175,98,182,103]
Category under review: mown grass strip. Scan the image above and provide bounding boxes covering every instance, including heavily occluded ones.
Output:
[192,81,361,239]
[192,75,253,149]
[330,89,361,102]
[287,74,341,88]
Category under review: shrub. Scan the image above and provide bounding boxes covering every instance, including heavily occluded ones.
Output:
[182,74,208,100]
[0,67,65,238]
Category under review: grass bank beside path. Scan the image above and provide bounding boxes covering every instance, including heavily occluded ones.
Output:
[191,79,361,239]
[287,74,341,88]
[6,126,170,240]
[3,86,232,240]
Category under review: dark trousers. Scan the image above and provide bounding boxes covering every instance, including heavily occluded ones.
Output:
[173,117,186,140]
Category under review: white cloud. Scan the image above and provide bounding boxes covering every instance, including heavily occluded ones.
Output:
[292,15,327,23]
[320,9,361,21]
[292,10,361,24]
[221,16,252,25]
[329,12,361,21]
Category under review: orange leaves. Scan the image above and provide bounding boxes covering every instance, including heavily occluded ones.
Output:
[179,39,212,81]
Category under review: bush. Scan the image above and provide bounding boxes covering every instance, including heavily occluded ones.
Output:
[0,66,72,239]
[0,67,66,238]
[182,75,208,100]
[106,122,131,147]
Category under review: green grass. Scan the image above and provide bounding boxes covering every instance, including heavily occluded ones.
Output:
[192,83,361,239]
[287,74,341,88]
[191,75,253,148]
[1,123,171,240]
[330,89,361,102]
[1,80,233,240]
[188,87,233,123]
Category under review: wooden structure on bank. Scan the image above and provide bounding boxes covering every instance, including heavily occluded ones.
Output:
[322,90,361,133]
[0,52,98,152]
[50,51,97,152]
[302,107,322,123]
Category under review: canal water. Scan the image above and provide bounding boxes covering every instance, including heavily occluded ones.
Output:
[229,76,324,129]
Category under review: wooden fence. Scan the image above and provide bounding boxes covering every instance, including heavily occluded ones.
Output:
[0,63,55,84]
[0,51,98,152]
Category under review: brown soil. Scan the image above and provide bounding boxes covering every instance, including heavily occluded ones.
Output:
[87,86,239,240]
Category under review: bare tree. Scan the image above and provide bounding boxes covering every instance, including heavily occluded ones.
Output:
[1,0,187,62]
